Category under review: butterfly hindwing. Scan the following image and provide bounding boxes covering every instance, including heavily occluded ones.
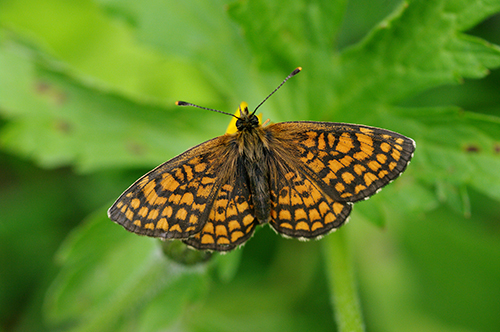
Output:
[268,157,352,239]
[183,160,258,251]
[267,121,415,203]
[108,136,235,239]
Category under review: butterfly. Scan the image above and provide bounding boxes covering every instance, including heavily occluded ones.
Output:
[108,68,415,252]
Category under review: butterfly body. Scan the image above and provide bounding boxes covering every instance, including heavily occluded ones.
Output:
[108,102,415,252]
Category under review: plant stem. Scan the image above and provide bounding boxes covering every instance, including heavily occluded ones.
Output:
[322,228,365,332]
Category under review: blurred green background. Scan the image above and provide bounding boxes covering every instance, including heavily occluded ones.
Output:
[1,0,500,331]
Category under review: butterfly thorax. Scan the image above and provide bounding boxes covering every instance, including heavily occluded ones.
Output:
[231,104,271,224]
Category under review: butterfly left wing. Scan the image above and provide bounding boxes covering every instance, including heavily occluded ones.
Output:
[108,136,237,240]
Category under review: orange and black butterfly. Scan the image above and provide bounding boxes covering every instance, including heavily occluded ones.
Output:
[108,68,415,252]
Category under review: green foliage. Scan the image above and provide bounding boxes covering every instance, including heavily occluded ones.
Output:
[1,0,500,331]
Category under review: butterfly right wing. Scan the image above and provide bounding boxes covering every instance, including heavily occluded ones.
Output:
[108,136,237,240]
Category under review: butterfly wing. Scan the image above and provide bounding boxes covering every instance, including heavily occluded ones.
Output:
[183,160,258,251]
[108,136,238,240]
[267,157,352,239]
[267,121,415,203]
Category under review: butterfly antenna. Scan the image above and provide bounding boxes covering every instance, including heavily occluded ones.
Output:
[253,67,302,114]
[176,101,239,119]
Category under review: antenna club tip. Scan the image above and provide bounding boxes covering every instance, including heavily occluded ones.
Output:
[296,67,302,71]
[176,101,187,106]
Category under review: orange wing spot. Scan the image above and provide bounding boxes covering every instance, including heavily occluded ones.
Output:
[364,172,377,187]
[271,209,278,219]
[216,225,228,237]
[294,184,308,194]
[336,134,354,153]
[353,151,369,161]
[279,190,291,205]
[360,143,374,157]
[341,192,353,198]
[279,210,292,220]
[228,220,241,231]
[217,237,230,245]
[175,208,188,220]
[280,222,293,229]
[130,199,140,209]
[180,192,194,205]
[242,214,254,226]
[201,176,215,185]
[285,172,295,181]
[144,223,155,230]
[226,204,237,217]
[388,161,397,171]
[328,159,344,173]
[147,189,167,205]
[237,201,249,212]
[196,185,211,198]
[308,158,326,173]
[378,170,389,178]
[322,171,337,185]
[290,191,302,206]
[138,206,149,217]
[335,182,345,192]
[368,160,382,171]
[392,149,401,161]
[353,164,367,175]
[324,212,336,224]
[142,180,156,197]
[360,127,373,134]
[192,203,206,212]
[185,226,196,232]
[147,209,159,220]
[201,234,215,244]
[169,224,182,233]
[189,214,198,225]
[339,155,354,167]
[202,221,214,234]
[355,184,367,194]
[303,132,317,148]
[394,144,403,151]
[380,142,391,152]
[317,133,326,150]
[174,168,185,182]
[382,134,392,140]
[162,206,173,218]
[160,176,180,192]
[311,221,324,231]
[395,138,404,144]
[308,209,321,221]
[194,162,207,173]
[231,231,244,242]
[296,221,310,231]
[333,202,344,215]
[356,133,373,146]
[318,202,330,215]
[327,133,336,148]
[137,177,149,188]
[294,208,307,220]
[342,171,355,184]
[120,204,128,213]
[222,184,234,192]
[376,153,387,164]
[168,194,182,203]
[116,201,124,209]
[183,165,194,181]
[133,220,141,226]
[157,218,169,230]
[188,156,202,165]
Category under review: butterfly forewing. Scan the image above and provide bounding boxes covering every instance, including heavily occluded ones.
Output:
[267,122,415,203]
[108,137,235,239]
[183,161,258,251]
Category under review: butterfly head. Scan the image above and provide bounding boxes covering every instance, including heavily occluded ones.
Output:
[235,102,260,132]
